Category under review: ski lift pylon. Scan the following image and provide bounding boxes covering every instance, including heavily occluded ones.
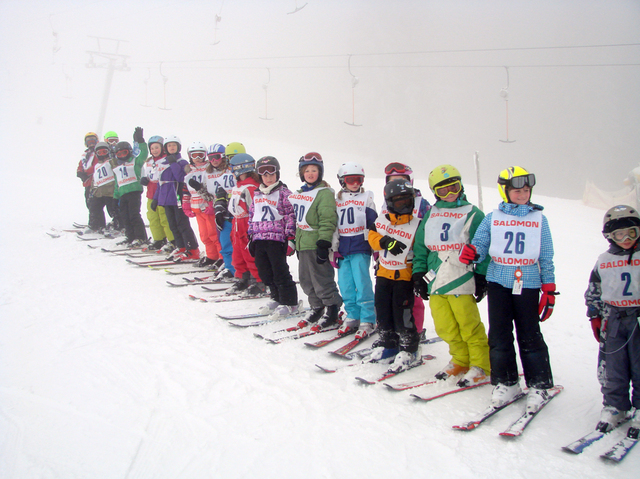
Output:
[259,68,274,120]
[344,55,362,127]
[141,67,151,107]
[499,66,515,143]
[158,62,171,111]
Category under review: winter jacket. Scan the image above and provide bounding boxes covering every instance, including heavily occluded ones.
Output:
[90,158,115,198]
[248,181,296,243]
[289,181,338,251]
[229,176,260,239]
[368,211,421,282]
[472,201,555,289]
[111,142,149,198]
[142,155,165,200]
[413,195,489,295]
[153,153,189,207]
[77,148,97,187]
[335,188,378,257]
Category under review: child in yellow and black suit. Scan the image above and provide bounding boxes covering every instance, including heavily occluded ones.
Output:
[368,179,423,373]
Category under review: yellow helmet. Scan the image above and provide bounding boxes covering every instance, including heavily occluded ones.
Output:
[497,166,536,202]
[225,142,246,158]
[84,132,98,146]
[429,165,461,190]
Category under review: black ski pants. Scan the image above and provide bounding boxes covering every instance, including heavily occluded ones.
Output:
[253,240,298,306]
[119,191,148,242]
[164,204,198,250]
[374,276,419,353]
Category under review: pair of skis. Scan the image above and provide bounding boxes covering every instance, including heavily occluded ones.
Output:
[563,415,639,462]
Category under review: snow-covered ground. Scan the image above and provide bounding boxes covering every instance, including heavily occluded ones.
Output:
[1,166,638,479]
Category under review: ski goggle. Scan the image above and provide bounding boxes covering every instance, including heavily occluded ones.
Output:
[435,180,462,198]
[106,137,119,145]
[115,149,131,159]
[300,152,322,163]
[605,226,640,243]
[190,151,206,160]
[258,164,277,176]
[498,173,536,190]
[95,148,110,157]
[343,175,363,186]
[384,162,412,176]
[208,153,224,161]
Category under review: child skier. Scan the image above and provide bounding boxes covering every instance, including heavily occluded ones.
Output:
[333,162,377,339]
[77,132,99,211]
[140,135,174,251]
[413,164,491,387]
[152,135,200,261]
[248,156,299,316]
[368,179,423,371]
[585,204,640,438]
[111,127,149,246]
[183,141,223,268]
[226,152,265,296]
[289,152,342,330]
[87,141,117,232]
[459,166,557,412]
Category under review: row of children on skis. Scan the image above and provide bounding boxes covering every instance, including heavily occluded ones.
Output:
[77,128,639,438]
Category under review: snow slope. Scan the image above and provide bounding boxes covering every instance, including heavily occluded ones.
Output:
[1,171,638,478]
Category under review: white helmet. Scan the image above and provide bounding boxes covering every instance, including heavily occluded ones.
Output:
[163,135,181,153]
[337,162,365,188]
[187,141,207,154]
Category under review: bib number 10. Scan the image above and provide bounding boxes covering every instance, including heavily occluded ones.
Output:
[504,231,526,254]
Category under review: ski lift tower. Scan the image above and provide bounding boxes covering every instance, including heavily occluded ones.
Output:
[86,36,130,136]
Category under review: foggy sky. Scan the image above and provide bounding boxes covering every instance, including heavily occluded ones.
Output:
[1,0,639,199]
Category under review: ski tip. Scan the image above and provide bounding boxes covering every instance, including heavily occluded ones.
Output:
[355,377,375,385]
[315,364,336,373]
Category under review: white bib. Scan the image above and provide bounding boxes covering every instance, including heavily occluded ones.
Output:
[288,187,327,231]
[336,191,372,237]
[143,158,160,183]
[205,170,236,195]
[375,213,420,270]
[229,184,251,218]
[489,209,542,267]
[251,190,284,223]
[423,205,473,253]
[93,161,115,187]
[113,162,137,187]
[597,251,640,307]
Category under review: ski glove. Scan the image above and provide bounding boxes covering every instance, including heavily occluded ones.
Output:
[412,273,430,300]
[378,235,407,256]
[182,197,196,218]
[150,199,158,211]
[286,239,296,256]
[140,177,150,187]
[459,244,479,264]
[316,239,332,264]
[474,273,488,303]
[202,202,215,216]
[590,317,602,342]
[538,283,557,321]
[330,251,343,269]
[165,154,177,164]
[133,126,144,144]
[189,178,203,191]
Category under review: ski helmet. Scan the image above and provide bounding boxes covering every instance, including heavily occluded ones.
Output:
[187,141,207,162]
[384,179,416,215]
[225,142,246,158]
[104,131,119,145]
[114,141,133,161]
[84,132,98,147]
[429,164,463,199]
[164,135,181,153]
[384,162,414,184]
[148,135,164,147]
[256,156,280,181]
[94,141,111,160]
[229,153,256,178]
[208,143,225,155]
[299,152,324,182]
[497,166,535,203]
[337,162,365,188]
[602,205,640,244]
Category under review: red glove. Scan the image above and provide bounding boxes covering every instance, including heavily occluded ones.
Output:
[590,317,602,342]
[459,244,479,265]
[286,240,296,256]
[182,197,196,218]
[538,283,557,321]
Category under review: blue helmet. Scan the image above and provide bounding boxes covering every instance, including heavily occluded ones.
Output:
[229,153,256,178]
[207,143,225,155]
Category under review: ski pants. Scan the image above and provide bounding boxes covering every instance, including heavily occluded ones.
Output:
[429,294,490,374]
[231,218,260,281]
[146,199,174,242]
[164,204,198,250]
[374,276,419,353]
[487,282,553,389]
[599,311,640,411]
[88,195,114,231]
[414,295,425,334]
[120,191,147,242]
[337,253,376,324]
[298,249,342,310]
[194,209,221,260]
[217,220,235,275]
[254,240,298,306]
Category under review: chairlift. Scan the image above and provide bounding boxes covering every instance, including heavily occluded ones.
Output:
[141,68,152,107]
[259,68,274,120]
[158,62,171,111]
[344,55,362,126]
[499,66,515,143]
[287,1,308,14]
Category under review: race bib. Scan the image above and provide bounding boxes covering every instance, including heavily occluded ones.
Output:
[489,209,542,267]
[423,205,473,252]
[597,251,640,307]
[93,161,115,187]
[113,163,137,187]
[251,190,283,223]
[288,188,327,231]
[206,170,235,194]
[336,191,371,237]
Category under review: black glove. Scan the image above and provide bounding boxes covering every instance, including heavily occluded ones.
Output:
[248,238,256,257]
[165,154,177,164]
[412,273,430,300]
[316,239,331,264]
[214,185,227,199]
[214,199,228,231]
[474,273,488,303]
[140,177,150,186]
[379,235,407,255]
[77,170,90,182]
[189,178,203,191]
[133,126,144,143]
[150,199,158,211]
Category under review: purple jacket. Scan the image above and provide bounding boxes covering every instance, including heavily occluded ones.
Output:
[248,182,296,243]
[153,155,189,206]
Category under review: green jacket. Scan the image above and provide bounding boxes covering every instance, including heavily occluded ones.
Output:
[413,195,489,295]
[111,142,148,199]
[293,182,338,251]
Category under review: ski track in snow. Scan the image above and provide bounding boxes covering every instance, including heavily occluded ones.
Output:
[1,177,638,478]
